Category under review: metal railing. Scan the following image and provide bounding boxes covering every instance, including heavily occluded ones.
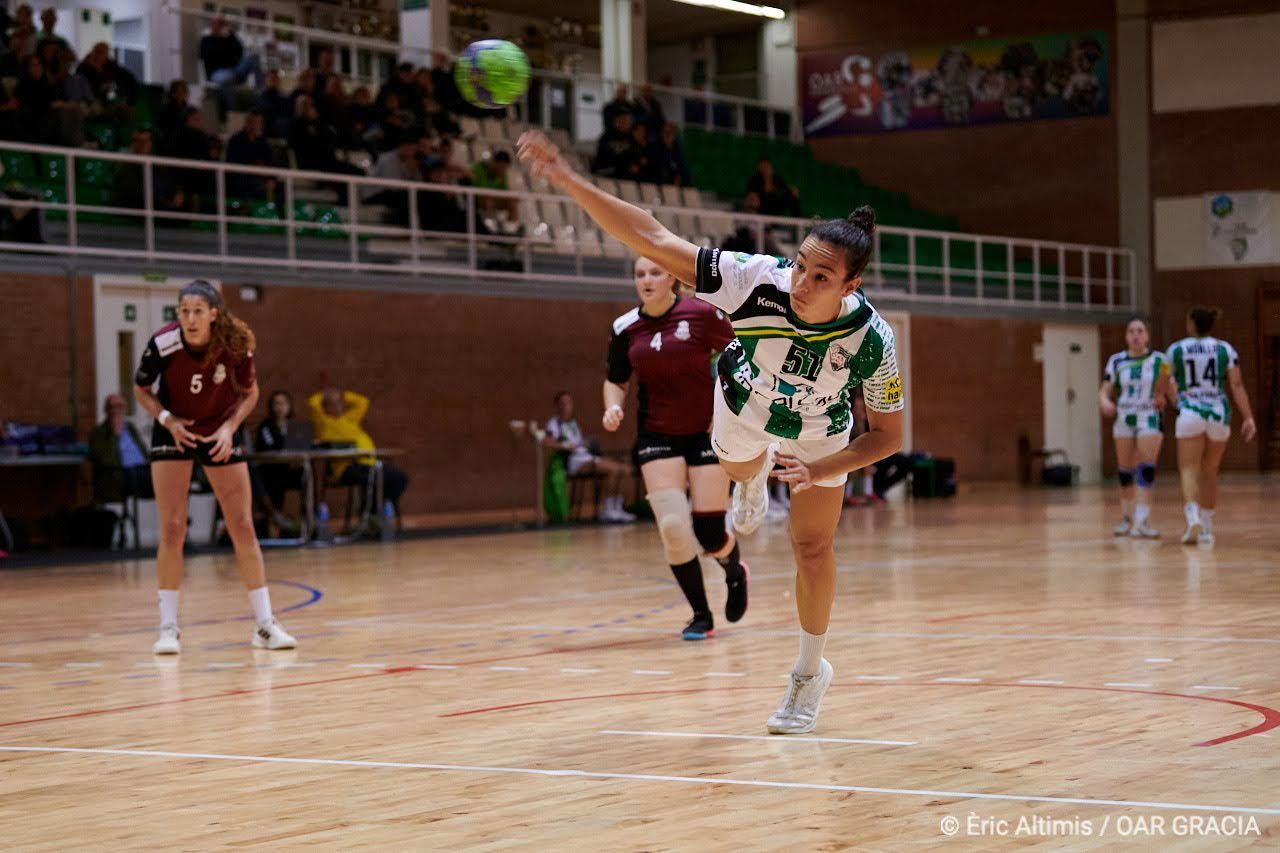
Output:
[168,4,800,142]
[0,140,1135,314]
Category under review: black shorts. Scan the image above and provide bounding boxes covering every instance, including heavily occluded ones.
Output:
[150,422,246,467]
[636,431,718,468]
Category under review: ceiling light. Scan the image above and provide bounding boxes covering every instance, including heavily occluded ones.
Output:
[668,0,786,20]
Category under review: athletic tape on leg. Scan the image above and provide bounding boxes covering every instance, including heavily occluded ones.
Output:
[647,488,698,564]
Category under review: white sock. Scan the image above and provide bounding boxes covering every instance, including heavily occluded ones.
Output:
[1200,508,1214,532]
[158,589,179,627]
[1185,501,1200,522]
[794,629,827,677]
[248,586,273,624]
[862,476,874,497]
[1120,497,1133,520]
[1134,502,1150,525]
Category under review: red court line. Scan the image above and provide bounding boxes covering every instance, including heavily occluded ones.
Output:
[438,681,1280,748]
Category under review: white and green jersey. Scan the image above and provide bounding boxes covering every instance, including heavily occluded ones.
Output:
[694,248,903,441]
[1166,336,1239,423]
[1103,349,1168,428]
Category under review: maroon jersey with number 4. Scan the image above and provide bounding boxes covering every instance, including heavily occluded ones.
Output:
[135,322,256,435]
[608,296,735,435]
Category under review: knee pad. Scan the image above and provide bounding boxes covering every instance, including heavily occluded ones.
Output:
[647,488,697,564]
[1136,463,1155,489]
[692,511,729,554]
[1117,467,1135,488]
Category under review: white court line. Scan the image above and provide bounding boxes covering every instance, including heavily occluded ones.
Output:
[414,664,458,670]
[489,666,529,672]
[0,662,33,667]
[704,672,746,678]
[932,677,981,683]
[1146,658,1173,663]
[632,670,672,676]
[857,675,900,681]
[1104,682,1154,688]
[64,662,103,668]
[1191,685,1241,691]
[600,730,915,746]
[276,662,318,668]
[207,663,245,669]
[1017,679,1064,685]
[842,631,1280,646]
[348,663,387,669]
[560,667,601,674]
[4,746,1277,816]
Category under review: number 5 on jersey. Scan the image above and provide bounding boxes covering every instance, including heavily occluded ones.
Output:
[190,373,203,394]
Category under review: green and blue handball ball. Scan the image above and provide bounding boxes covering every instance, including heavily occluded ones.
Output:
[455,40,531,109]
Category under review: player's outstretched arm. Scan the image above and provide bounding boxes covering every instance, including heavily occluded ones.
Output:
[517,130,697,284]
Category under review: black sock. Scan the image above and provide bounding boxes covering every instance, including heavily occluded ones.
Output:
[715,542,743,580]
[670,557,710,617]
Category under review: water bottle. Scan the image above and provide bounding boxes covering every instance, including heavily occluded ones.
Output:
[380,500,396,541]
[315,501,331,542]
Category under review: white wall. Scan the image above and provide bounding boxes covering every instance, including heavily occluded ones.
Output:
[1154,193,1280,270]
[759,17,795,110]
[1152,12,1280,113]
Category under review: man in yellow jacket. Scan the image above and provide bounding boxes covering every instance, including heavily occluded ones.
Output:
[308,388,409,509]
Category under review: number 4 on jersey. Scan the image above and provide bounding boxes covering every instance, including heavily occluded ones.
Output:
[650,332,662,352]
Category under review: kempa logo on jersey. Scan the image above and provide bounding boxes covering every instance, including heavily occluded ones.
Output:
[756,295,786,313]
[707,249,721,280]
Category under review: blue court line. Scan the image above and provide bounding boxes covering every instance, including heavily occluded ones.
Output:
[53,680,92,687]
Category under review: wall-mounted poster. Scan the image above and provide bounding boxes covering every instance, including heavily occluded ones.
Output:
[800,30,1109,138]
[1203,191,1273,266]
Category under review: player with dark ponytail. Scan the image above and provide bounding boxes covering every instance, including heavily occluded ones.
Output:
[133,280,296,655]
[518,131,905,735]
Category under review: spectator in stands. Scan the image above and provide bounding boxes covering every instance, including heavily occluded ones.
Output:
[311,46,338,97]
[349,85,376,143]
[255,69,293,139]
[0,72,19,139]
[631,83,665,136]
[290,67,316,105]
[723,190,781,256]
[592,111,638,180]
[317,74,356,148]
[308,387,409,514]
[35,7,68,53]
[111,128,185,214]
[7,16,36,65]
[652,122,691,186]
[199,15,262,114]
[366,129,421,224]
[471,150,517,220]
[88,393,152,504]
[41,43,91,147]
[288,93,364,203]
[77,41,137,124]
[376,62,417,114]
[544,390,635,523]
[433,135,470,183]
[629,122,657,183]
[172,107,217,205]
[14,53,53,142]
[363,90,410,152]
[602,83,631,126]
[226,110,276,201]
[423,94,460,139]
[746,156,801,216]
[417,155,467,233]
[430,53,468,116]
[157,79,189,151]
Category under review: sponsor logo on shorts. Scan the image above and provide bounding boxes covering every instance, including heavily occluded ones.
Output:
[638,444,672,457]
[883,376,903,406]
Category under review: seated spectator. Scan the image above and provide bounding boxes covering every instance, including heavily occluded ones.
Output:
[199,15,262,113]
[7,18,36,67]
[471,150,517,220]
[544,390,635,523]
[172,107,217,204]
[652,123,691,186]
[592,111,639,180]
[423,94,460,139]
[630,83,665,137]
[41,43,92,147]
[157,79,189,151]
[416,155,467,233]
[602,83,631,127]
[14,54,54,142]
[307,387,409,514]
[226,109,276,201]
[630,122,657,183]
[288,94,364,202]
[362,90,410,152]
[366,130,422,224]
[255,69,293,139]
[746,156,801,217]
[376,62,418,115]
[349,85,376,142]
[76,41,138,122]
[290,67,316,105]
[311,46,338,97]
[318,75,359,149]
[111,128,185,214]
[35,7,68,53]
[0,71,19,139]
[253,390,306,528]
[88,393,152,504]
[434,135,470,183]
[723,191,781,255]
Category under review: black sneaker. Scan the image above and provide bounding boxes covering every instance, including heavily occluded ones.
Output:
[682,613,715,641]
[725,560,750,623]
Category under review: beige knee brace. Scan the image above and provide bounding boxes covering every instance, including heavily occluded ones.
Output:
[647,488,698,564]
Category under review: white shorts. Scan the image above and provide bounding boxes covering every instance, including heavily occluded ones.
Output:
[566,448,599,475]
[1175,409,1230,442]
[711,390,850,488]
[1112,408,1162,439]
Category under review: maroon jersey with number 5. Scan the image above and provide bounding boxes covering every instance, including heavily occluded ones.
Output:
[135,322,256,435]
[608,296,735,435]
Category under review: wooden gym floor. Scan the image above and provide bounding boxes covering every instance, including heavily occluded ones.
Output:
[0,479,1277,850]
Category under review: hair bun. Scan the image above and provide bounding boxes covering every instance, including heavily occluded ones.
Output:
[847,205,876,234]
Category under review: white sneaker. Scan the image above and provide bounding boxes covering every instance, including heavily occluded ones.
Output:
[767,657,834,735]
[1129,521,1159,539]
[252,618,297,650]
[1199,531,1215,546]
[1112,517,1132,536]
[1181,506,1201,545]
[733,443,777,536]
[152,624,181,655]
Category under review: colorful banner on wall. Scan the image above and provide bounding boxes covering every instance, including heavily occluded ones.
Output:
[800,30,1109,138]
[1203,191,1273,265]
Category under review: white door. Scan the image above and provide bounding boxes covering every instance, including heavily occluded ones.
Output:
[93,275,216,428]
[1041,324,1102,484]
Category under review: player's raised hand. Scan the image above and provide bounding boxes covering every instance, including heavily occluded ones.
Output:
[517,130,570,184]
